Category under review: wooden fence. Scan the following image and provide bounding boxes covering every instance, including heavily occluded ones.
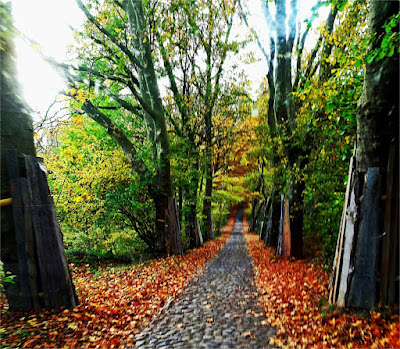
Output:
[5,150,78,310]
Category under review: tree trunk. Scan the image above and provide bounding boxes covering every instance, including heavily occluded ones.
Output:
[287,179,304,258]
[186,204,202,249]
[330,0,399,309]
[202,173,213,241]
[202,105,213,240]
[124,0,183,255]
[347,0,399,308]
[264,195,281,248]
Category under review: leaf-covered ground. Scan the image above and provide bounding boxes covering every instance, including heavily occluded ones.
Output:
[0,220,233,348]
[244,228,400,349]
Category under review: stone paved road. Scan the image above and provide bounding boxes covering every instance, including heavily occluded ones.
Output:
[134,204,275,348]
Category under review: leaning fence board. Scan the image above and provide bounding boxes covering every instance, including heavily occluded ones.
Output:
[336,172,358,307]
[6,150,32,310]
[329,148,355,304]
[347,168,380,308]
[25,155,77,309]
[380,145,395,304]
[21,178,40,310]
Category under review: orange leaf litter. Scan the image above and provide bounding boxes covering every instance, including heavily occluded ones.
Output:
[244,217,400,349]
[0,216,234,348]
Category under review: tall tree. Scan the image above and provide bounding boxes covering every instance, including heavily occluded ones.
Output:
[52,0,184,254]
[152,0,238,243]
[240,0,345,258]
[0,1,78,310]
[330,0,399,308]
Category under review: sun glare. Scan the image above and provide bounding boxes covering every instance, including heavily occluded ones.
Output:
[11,0,84,113]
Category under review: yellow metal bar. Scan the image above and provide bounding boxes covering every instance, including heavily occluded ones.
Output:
[0,198,12,207]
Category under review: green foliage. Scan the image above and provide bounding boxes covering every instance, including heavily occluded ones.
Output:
[212,175,248,232]
[0,263,15,289]
[0,2,16,51]
[298,1,367,262]
[246,0,368,263]
[44,117,153,262]
[366,12,400,63]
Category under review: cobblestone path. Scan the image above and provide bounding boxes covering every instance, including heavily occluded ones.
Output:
[134,204,275,348]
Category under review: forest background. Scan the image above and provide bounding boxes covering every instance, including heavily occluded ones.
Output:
[4,0,399,270]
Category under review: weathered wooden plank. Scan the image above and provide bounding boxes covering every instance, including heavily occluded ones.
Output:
[282,198,291,257]
[386,184,398,304]
[6,150,32,310]
[336,171,358,307]
[20,178,40,310]
[380,145,395,304]
[25,155,77,309]
[329,151,355,303]
[48,190,78,307]
[347,168,381,308]
[386,149,399,304]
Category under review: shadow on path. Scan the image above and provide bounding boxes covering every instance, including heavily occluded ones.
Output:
[134,203,275,348]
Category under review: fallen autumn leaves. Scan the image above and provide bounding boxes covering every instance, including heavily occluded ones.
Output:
[0,218,233,348]
[245,231,400,349]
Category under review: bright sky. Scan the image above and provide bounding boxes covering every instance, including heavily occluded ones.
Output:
[12,0,84,113]
[11,0,329,115]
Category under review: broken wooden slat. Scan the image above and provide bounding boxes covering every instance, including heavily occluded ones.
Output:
[347,167,381,308]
